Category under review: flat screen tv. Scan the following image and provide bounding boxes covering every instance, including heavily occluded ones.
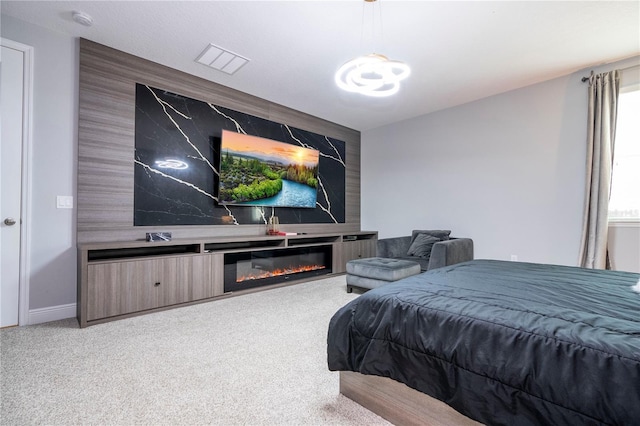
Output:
[217,130,320,208]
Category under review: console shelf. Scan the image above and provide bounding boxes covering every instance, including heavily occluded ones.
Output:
[78,231,377,327]
[287,235,341,246]
[204,238,285,252]
[87,244,202,262]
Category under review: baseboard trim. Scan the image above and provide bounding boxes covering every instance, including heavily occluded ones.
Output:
[29,303,76,325]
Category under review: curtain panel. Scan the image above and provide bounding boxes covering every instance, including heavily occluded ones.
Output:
[578,70,620,269]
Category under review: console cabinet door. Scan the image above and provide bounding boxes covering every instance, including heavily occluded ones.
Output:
[87,256,220,321]
[177,255,216,302]
[342,240,376,264]
[154,257,185,307]
[87,259,171,321]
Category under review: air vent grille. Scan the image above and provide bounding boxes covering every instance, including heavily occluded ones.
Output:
[195,44,249,75]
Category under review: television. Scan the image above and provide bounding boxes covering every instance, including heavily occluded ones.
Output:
[217,130,320,208]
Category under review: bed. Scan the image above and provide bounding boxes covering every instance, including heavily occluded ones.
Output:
[327,259,640,425]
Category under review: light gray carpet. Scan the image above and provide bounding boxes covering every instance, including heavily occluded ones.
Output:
[1,275,390,425]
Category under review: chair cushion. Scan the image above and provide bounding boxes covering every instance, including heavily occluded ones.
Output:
[393,255,430,271]
[407,233,440,258]
[411,229,451,244]
[347,257,421,281]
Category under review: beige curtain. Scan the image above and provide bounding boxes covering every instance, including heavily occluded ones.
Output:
[578,70,620,269]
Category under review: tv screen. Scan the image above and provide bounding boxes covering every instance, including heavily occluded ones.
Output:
[217,130,320,208]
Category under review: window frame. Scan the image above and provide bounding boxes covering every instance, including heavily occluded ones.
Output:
[608,69,640,224]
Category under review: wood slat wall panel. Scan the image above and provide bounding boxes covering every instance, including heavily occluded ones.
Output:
[78,39,361,243]
[345,134,361,225]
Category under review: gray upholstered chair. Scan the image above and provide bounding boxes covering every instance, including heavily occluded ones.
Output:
[377,230,474,272]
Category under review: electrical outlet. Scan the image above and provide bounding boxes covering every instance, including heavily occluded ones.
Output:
[56,195,73,209]
[510,254,518,261]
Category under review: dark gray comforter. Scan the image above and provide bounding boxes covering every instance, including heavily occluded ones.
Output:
[327,260,640,425]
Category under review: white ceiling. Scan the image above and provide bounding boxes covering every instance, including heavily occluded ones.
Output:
[2,1,639,131]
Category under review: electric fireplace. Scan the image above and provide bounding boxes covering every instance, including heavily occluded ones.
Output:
[224,246,332,292]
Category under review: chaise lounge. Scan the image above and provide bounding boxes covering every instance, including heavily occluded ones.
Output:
[377,229,474,271]
[346,230,474,292]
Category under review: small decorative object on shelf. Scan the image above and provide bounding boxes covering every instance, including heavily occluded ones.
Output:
[267,216,280,235]
[146,232,172,242]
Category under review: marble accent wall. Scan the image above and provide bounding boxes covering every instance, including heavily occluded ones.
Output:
[134,84,346,226]
[78,39,360,244]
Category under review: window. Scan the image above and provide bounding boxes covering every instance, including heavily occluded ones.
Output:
[608,84,640,221]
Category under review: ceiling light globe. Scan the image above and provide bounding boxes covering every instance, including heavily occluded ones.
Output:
[335,54,410,97]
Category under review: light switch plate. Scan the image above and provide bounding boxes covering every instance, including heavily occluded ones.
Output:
[56,195,73,209]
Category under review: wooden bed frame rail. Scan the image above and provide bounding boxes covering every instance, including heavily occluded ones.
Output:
[339,371,482,426]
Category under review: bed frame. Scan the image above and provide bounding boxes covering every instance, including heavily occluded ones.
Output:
[340,371,482,426]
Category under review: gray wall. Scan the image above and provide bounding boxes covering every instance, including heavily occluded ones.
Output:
[1,15,78,311]
[362,55,640,268]
[2,12,638,320]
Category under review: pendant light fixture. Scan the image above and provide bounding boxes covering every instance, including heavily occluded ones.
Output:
[335,0,410,97]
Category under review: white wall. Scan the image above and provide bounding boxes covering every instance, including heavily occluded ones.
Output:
[362,56,640,268]
[1,15,77,320]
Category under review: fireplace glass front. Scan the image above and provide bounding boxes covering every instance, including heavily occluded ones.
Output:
[224,246,332,292]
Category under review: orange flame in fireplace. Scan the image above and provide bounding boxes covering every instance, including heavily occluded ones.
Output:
[236,264,326,282]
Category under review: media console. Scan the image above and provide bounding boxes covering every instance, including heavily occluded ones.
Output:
[77,231,377,327]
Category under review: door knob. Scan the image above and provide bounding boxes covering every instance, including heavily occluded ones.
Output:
[4,218,17,226]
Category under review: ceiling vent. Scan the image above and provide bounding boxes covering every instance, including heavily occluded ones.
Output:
[195,44,249,75]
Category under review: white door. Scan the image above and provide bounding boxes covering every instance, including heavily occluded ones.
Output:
[1,41,30,327]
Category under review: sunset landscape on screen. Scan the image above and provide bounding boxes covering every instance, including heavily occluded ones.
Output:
[221,130,319,167]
